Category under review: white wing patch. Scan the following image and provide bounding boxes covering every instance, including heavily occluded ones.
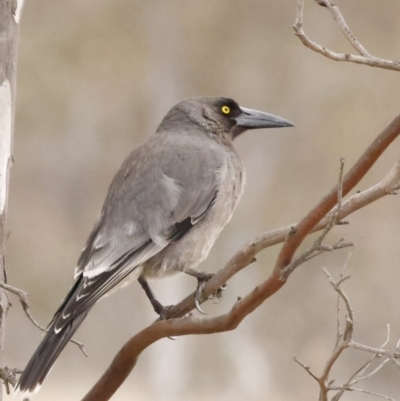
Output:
[82,240,163,279]
[148,173,184,247]
[161,173,183,209]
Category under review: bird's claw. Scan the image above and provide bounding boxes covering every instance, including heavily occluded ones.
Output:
[155,304,178,340]
[195,298,206,314]
[194,279,207,314]
[208,284,227,302]
[194,275,227,313]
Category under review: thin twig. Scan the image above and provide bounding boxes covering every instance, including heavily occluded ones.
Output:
[0,282,88,357]
[293,0,400,71]
[317,267,352,401]
[391,357,400,371]
[323,268,354,327]
[282,159,347,278]
[344,388,395,401]
[353,358,391,385]
[337,158,345,211]
[348,341,400,358]
[0,367,21,393]
[318,0,372,57]
[303,241,353,263]
[296,268,399,401]
[334,248,354,347]
[293,356,320,382]
[349,325,391,385]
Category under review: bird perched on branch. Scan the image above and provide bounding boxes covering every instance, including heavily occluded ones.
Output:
[15,96,293,396]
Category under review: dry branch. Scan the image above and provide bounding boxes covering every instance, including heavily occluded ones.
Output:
[293,0,400,72]
[295,267,400,401]
[0,367,20,396]
[80,112,400,401]
[0,282,87,357]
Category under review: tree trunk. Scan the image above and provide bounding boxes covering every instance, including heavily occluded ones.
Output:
[0,1,22,399]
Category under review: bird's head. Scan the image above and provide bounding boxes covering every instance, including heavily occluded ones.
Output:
[159,97,294,140]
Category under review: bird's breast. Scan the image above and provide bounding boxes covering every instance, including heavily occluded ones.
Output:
[143,149,245,278]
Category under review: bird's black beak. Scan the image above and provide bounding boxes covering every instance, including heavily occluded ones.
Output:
[235,107,294,129]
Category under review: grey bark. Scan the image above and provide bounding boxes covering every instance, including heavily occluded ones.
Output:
[0,0,22,399]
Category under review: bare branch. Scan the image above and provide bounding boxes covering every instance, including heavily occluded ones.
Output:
[319,0,372,57]
[318,269,353,400]
[0,367,20,393]
[302,240,353,264]
[346,325,392,387]
[348,342,400,359]
[0,282,88,357]
[168,155,400,321]
[0,282,43,332]
[80,112,400,400]
[283,158,348,276]
[323,268,354,328]
[277,117,400,282]
[294,267,399,401]
[341,388,395,401]
[293,356,319,382]
[293,0,400,72]
[334,249,354,347]
[352,358,391,386]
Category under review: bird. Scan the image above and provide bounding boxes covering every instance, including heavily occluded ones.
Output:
[15,96,293,396]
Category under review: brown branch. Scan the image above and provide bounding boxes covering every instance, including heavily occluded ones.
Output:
[81,115,400,401]
[164,157,400,322]
[282,158,348,276]
[278,114,400,278]
[293,0,400,72]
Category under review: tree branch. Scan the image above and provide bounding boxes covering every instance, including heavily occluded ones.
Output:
[295,267,399,401]
[0,367,21,395]
[80,113,400,401]
[0,282,88,357]
[293,0,400,72]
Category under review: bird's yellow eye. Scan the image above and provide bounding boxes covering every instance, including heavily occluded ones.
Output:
[221,105,230,115]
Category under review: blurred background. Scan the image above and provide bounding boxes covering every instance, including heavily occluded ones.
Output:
[5,0,400,400]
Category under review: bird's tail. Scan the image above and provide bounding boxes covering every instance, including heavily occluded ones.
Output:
[14,312,88,397]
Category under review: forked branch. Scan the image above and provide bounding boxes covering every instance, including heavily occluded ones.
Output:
[293,0,400,72]
[294,267,399,401]
[0,282,87,356]
[80,113,400,401]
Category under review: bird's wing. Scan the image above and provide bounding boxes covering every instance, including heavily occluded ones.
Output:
[51,134,224,331]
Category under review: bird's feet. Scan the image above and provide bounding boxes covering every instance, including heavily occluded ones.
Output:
[150,300,178,340]
[138,275,174,320]
[208,283,227,304]
[189,270,227,314]
[151,299,174,321]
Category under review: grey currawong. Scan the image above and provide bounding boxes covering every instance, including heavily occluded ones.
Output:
[15,96,293,396]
